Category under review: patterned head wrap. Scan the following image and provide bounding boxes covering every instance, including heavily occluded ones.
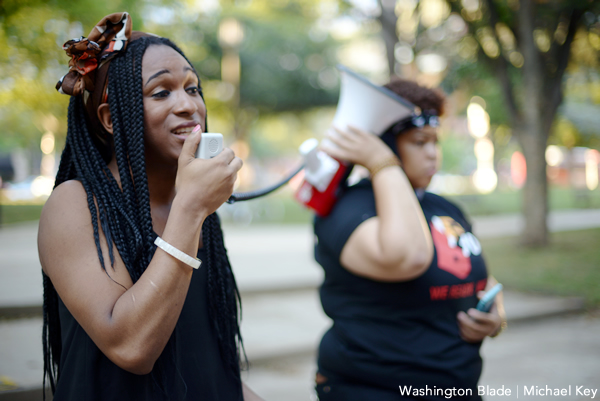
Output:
[56,13,156,135]
[56,12,132,99]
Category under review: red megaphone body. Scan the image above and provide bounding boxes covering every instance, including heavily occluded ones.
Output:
[294,65,416,217]
[294,139,350,217]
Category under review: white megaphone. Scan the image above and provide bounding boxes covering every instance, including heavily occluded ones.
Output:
[331,65,416,134]
[295,65,417,217]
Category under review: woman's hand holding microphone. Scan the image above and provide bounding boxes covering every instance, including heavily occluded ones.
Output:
[175,124,243,219]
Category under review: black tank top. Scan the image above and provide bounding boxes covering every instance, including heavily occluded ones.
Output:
[53,248,243,401]
[314,180,487,398]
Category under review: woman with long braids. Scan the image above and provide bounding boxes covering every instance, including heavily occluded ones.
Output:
[38,13,263,400]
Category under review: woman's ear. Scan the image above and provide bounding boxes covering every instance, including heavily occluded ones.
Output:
[97,103,113,134]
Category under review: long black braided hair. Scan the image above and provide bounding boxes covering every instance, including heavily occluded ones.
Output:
[42,35,244,397]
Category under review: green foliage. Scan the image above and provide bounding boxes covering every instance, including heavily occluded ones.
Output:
[0,0,345,158]
[239,15,339,111]
[432,0,600,152]
[441,59,510,125]
[438,133,476,175]
[0,0,145,153]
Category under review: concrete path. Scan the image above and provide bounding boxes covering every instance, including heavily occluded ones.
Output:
[1,209,599,400]
[242,313,600,401]
[470,208,600,239]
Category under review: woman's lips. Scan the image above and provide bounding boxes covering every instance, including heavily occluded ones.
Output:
[426,167,438,176]
[171,124,200,140]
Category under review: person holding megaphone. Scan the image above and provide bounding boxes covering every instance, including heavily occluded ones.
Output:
[311,78,506,400]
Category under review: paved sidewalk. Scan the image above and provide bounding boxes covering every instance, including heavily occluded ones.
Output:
[470,208,600,238]
[242,313,600,401]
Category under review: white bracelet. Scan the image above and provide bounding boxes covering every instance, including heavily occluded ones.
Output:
[154,237,201,269]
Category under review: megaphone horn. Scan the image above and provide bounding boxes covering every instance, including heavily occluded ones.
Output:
[332,65,416,136]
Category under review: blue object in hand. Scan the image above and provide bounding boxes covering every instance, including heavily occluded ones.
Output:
[476,283,503,312]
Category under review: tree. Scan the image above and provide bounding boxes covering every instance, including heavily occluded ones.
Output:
[353,0,600,246]
[0,0,144,153]
[0,0,344,171]
[143,0,346,159]
[457,0,600,246]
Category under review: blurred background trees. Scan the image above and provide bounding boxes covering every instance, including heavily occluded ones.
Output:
[342,0,600,246]
[2,0,600,247]
[444,0,599,246]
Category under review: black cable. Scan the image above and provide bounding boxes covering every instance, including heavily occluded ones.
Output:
[227,163,305,204]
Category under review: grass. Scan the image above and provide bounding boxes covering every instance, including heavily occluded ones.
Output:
[447,187,600,217]
[0,204,44,226]
[221,186,600,226]
[480,228,600,307]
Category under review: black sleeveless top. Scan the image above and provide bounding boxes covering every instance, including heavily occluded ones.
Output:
[53,248,243,401]
[314,180,487,398]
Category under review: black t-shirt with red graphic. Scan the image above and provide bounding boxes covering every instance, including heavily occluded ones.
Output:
[314,179,487,399]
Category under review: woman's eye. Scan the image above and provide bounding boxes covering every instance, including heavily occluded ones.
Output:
[186,86,199,95]
[152,90,169,98]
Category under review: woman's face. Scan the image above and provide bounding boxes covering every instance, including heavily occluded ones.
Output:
[141,44,206,164]
[395,125,439,189]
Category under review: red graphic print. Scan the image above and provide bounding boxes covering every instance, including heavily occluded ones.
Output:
[431,222,472,279]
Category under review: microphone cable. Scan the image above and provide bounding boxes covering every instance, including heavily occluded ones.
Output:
[226,163,305,204]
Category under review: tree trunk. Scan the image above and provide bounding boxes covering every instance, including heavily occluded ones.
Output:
[517,126,549,246]
[377,0,398,78]
[515,0,549,246]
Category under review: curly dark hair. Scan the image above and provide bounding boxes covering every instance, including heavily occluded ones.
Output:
[376,79,446,156]
[43,35,243,398]
[384,79,446,116]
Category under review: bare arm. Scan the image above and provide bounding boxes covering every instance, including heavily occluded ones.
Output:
[321,126,433,281]
[39,131,242,374]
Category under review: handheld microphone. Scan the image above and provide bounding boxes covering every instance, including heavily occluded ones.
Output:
[196,133,224,159]
[194,133,304,204]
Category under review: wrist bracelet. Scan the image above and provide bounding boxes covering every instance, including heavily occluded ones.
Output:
[369,155,401,178]
[154,237,201,269]
[491,298,507,338]
[490,318,507,338]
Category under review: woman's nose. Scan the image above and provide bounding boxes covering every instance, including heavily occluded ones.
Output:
[425,142,438,159]
[173,90,197,115]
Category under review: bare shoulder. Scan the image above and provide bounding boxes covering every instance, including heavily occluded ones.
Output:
[39,178,132,301]
[40,180,88,221]
[38,180,126,281]
[38,180,92,270]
